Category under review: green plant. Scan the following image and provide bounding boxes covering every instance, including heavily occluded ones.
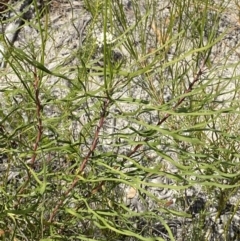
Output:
[0,0,239,240]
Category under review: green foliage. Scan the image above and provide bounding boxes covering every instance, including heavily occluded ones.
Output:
[0,0,239,240]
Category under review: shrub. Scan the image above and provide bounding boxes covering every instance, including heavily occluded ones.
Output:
[0,0,239,240]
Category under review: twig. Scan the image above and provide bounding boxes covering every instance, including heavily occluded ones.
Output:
[30,65,43,166]
[48,98,110,222]
[14,65,43,205]
[126,59,207,158]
